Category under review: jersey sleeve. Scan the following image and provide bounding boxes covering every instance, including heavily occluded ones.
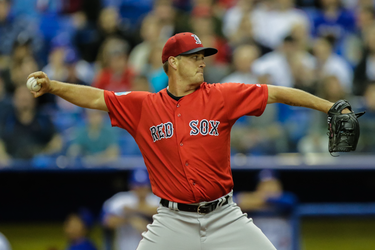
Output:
[220,83,268,121]
[104,90,150,136]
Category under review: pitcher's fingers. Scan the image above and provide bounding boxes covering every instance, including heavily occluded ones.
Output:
[37,77,47,85]
[28,71,45,80]
[33,90,44,98]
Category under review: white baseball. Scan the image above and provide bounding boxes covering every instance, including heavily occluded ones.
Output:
[26,77,41,92]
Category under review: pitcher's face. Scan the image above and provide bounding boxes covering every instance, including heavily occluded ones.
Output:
[176,52,206,86]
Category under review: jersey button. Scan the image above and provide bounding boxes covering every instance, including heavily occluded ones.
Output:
[177,104,180,107]
[177,113,181,117]
[185,162,189,166]
[180,143,183,146]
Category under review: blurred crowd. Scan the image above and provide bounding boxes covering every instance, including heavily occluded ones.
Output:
[1,0,375,167]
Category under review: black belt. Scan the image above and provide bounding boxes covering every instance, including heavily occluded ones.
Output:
[160,195,230,214]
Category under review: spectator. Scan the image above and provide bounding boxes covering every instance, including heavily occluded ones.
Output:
[142,42,168,92]
[236,169,297,250]
[220,44,259,84]
[10,37,38,68]
[42,35,94,86]
[317,75,347,102]
[93,38,136,92]
[102,168,159,250]
[190,3,222,39]
[64,208,98,250]
[354,5,375,40]
[251,0,311,50]
[6,55,39,94]
[64,47,94,86]
[288,24,316,92]
[230,103,289,155]
[0,38,39,96]
[66,109,119,167]
[222,0,258,47]
[190,0,225,38]
[290,22,312,52]
[252,35,315,87]
[0,0,43,60]
[0,232,11,250]
[151,0,191,38]
[297,129,328,153]
[343,6,375,66]
[288,50,317,93]
[128,14,165,75]
[74,6,134,63]
[224,10,261,51]
[353,25,375,96]
[224,0,310,51]
[42,39,71,83]
[312,36,353,92]
[0,86,63,162]
[97,7,136,50]
[310,0,356,55]
[190,6,231,65]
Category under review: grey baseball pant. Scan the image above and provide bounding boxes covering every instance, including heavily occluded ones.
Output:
[136,193,277,250]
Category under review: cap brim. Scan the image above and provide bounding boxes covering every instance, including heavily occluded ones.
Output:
[179,47,218,57]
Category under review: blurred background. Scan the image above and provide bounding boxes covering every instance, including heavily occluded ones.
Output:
[0,0,375,249]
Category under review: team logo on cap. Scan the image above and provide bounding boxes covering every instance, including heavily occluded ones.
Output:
[191,34,202,44]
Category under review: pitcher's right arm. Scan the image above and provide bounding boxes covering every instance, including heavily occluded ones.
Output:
[28,71,108,112]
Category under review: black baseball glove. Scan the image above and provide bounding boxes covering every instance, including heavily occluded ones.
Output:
[327,100,365,154]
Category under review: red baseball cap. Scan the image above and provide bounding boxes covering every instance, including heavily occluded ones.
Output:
[162,32,218,63]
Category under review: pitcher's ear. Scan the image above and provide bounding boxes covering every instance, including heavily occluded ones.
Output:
[168,56,178,70]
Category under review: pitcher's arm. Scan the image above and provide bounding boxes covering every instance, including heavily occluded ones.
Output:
[267,85,333,114]
[28,71,108,112]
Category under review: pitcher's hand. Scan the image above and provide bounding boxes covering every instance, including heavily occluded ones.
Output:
[27,71,52,98]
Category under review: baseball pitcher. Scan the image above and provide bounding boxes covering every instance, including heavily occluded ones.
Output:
[27,32,363,250]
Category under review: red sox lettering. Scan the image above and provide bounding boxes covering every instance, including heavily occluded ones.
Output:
[150,120,220,142]
[189,120,220,136]
[150,122,174,142]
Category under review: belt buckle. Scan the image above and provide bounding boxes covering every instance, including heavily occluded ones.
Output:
[197,204,206,215]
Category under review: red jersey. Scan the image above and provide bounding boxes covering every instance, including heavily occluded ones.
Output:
[104,82,268,203]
